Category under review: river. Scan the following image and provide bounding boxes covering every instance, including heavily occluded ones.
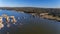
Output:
[0,10,60,34]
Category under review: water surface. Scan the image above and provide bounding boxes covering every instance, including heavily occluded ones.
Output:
[0,10,60,34]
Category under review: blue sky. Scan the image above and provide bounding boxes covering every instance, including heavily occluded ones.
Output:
[0,0,60,8]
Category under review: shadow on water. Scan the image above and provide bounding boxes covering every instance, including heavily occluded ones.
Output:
[0,10,60,34]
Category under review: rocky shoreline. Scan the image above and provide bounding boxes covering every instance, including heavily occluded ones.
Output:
[26,12,60,22]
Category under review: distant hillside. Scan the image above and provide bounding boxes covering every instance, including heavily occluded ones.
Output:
[0,7,49,13]
[0,7,60,16]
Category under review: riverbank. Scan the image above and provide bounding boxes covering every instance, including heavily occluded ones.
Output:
[39,13,60,22]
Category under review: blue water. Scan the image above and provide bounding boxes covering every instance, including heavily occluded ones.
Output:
[0,10,60,34]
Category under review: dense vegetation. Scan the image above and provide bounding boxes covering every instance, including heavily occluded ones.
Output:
[0,7,60,16]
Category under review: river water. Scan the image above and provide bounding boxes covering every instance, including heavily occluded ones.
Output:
[0,10,60,34]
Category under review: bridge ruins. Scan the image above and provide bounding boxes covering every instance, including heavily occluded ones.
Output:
[0,14,17,29]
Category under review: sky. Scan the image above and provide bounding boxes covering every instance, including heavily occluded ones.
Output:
[0,0,60,8]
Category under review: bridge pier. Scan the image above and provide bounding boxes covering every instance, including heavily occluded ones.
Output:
[10,16,17,24]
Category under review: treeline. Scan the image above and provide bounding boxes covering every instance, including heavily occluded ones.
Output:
[0,7,50,13]
[0,7,60,16]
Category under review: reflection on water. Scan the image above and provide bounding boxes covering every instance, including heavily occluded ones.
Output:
[0,10,60,34]
[0,23,4,29]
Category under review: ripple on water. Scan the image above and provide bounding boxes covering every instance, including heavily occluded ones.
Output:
[0,10,60,34]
